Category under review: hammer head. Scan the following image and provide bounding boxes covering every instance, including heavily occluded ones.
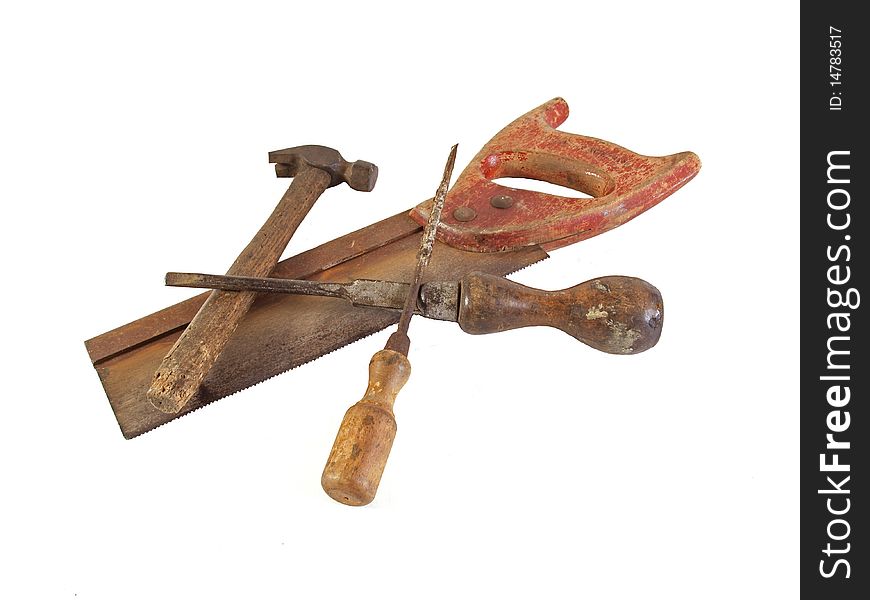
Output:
[269,145,378,192]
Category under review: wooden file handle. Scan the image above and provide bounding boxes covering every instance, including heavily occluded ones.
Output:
[457,273,664,354]
[321,349,411,506]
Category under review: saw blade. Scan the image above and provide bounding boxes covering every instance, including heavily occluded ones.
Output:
[85,210,548,439]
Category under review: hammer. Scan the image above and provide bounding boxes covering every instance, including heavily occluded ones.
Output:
[147,145,378,414]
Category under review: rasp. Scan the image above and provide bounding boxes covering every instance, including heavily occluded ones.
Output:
[164,271,664,355]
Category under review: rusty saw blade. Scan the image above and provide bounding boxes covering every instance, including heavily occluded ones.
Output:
[84,97,700,439]
[86,213,547,438]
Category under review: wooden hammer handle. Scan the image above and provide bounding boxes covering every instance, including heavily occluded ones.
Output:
[147,167,332,414]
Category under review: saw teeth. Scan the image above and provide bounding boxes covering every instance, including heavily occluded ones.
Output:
[123,258,550,438]
[90,209,549,439]
[124,328,386,439]
[503,257,548,277]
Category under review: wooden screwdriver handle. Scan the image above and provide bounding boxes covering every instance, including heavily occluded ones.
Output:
[147,167,332,413]
[457,273,664,354]
[321,349,411,506]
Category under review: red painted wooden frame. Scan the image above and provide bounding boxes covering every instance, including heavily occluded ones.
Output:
[410,97,701,252]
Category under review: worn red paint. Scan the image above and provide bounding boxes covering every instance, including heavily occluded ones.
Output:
[410,97,701,252]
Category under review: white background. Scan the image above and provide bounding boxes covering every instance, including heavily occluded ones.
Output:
[1,2,799,598]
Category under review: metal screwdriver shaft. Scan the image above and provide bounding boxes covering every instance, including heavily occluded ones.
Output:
[385,144,457,355]
[321,144,458,506]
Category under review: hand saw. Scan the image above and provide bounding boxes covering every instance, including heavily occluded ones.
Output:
[84,97,701,439]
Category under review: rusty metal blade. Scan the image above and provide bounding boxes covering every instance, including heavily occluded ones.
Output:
[165,273,462,322]
[85,210,548,439]
[165,272,354,300]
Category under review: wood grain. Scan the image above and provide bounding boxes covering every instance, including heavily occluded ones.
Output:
[320,349,411,506]
[86,213,547,439]
[457,273,663,354]
[147,167,332,413]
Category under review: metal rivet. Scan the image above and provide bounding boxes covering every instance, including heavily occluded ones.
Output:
[490,194,514,209]
[453,206,477,222]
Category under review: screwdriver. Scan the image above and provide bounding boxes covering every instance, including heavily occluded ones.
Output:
[320,143,458,506]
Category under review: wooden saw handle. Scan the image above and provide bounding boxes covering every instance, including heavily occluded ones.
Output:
[321,349,411,506]
[409,97,701,252]
[457,273,664,354]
